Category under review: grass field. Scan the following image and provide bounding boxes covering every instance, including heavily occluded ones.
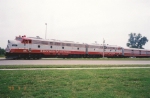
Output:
[0,55,4,58]
[0,68,150,98]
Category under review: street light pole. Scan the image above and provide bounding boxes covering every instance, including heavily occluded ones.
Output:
[45,23,47,39]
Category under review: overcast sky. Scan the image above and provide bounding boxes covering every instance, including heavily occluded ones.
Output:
[0,0,150,49]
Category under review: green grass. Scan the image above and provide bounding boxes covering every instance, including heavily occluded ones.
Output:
[0,69,150,98]
[0,55,4,57]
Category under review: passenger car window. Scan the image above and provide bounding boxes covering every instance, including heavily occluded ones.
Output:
[38,45,40,48]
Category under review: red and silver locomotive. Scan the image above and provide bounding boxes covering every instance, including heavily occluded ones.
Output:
[5,35,150,59]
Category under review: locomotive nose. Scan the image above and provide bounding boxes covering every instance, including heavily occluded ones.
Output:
[6,40,12,52]
[5,45,10,52]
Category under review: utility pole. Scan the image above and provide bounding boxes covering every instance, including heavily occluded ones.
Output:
[45,23,47,39]
[103,38,105,58]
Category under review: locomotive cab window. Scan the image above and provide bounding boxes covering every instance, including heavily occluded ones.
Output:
[22,40,31,44]
[12,44,17,46]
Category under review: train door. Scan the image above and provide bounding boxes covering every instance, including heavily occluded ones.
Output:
[131,50,134,57]
[85,45,88,55]
[139,50,141,55]
[146,51,148,56]
[28,40,32,52]
[122,48,124,56]
[54,42,57,56]
[55,42,60,56]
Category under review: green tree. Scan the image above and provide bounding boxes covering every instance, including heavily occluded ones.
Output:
[127,33,148,49]
[0,47,5,56]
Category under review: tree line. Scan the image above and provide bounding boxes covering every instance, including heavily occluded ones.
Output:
[0,48,5,56]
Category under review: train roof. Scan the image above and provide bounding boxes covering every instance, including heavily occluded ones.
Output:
[15,35,125,47]
[88,43,121,47]
[123,47,150,51]
[16,35,87,45]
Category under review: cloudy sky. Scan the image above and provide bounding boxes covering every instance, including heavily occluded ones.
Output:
[0,0,150,49]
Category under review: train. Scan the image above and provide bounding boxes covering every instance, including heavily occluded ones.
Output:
[5,35,150,59]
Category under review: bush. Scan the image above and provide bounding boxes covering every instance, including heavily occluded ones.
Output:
[0,47,5,56]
